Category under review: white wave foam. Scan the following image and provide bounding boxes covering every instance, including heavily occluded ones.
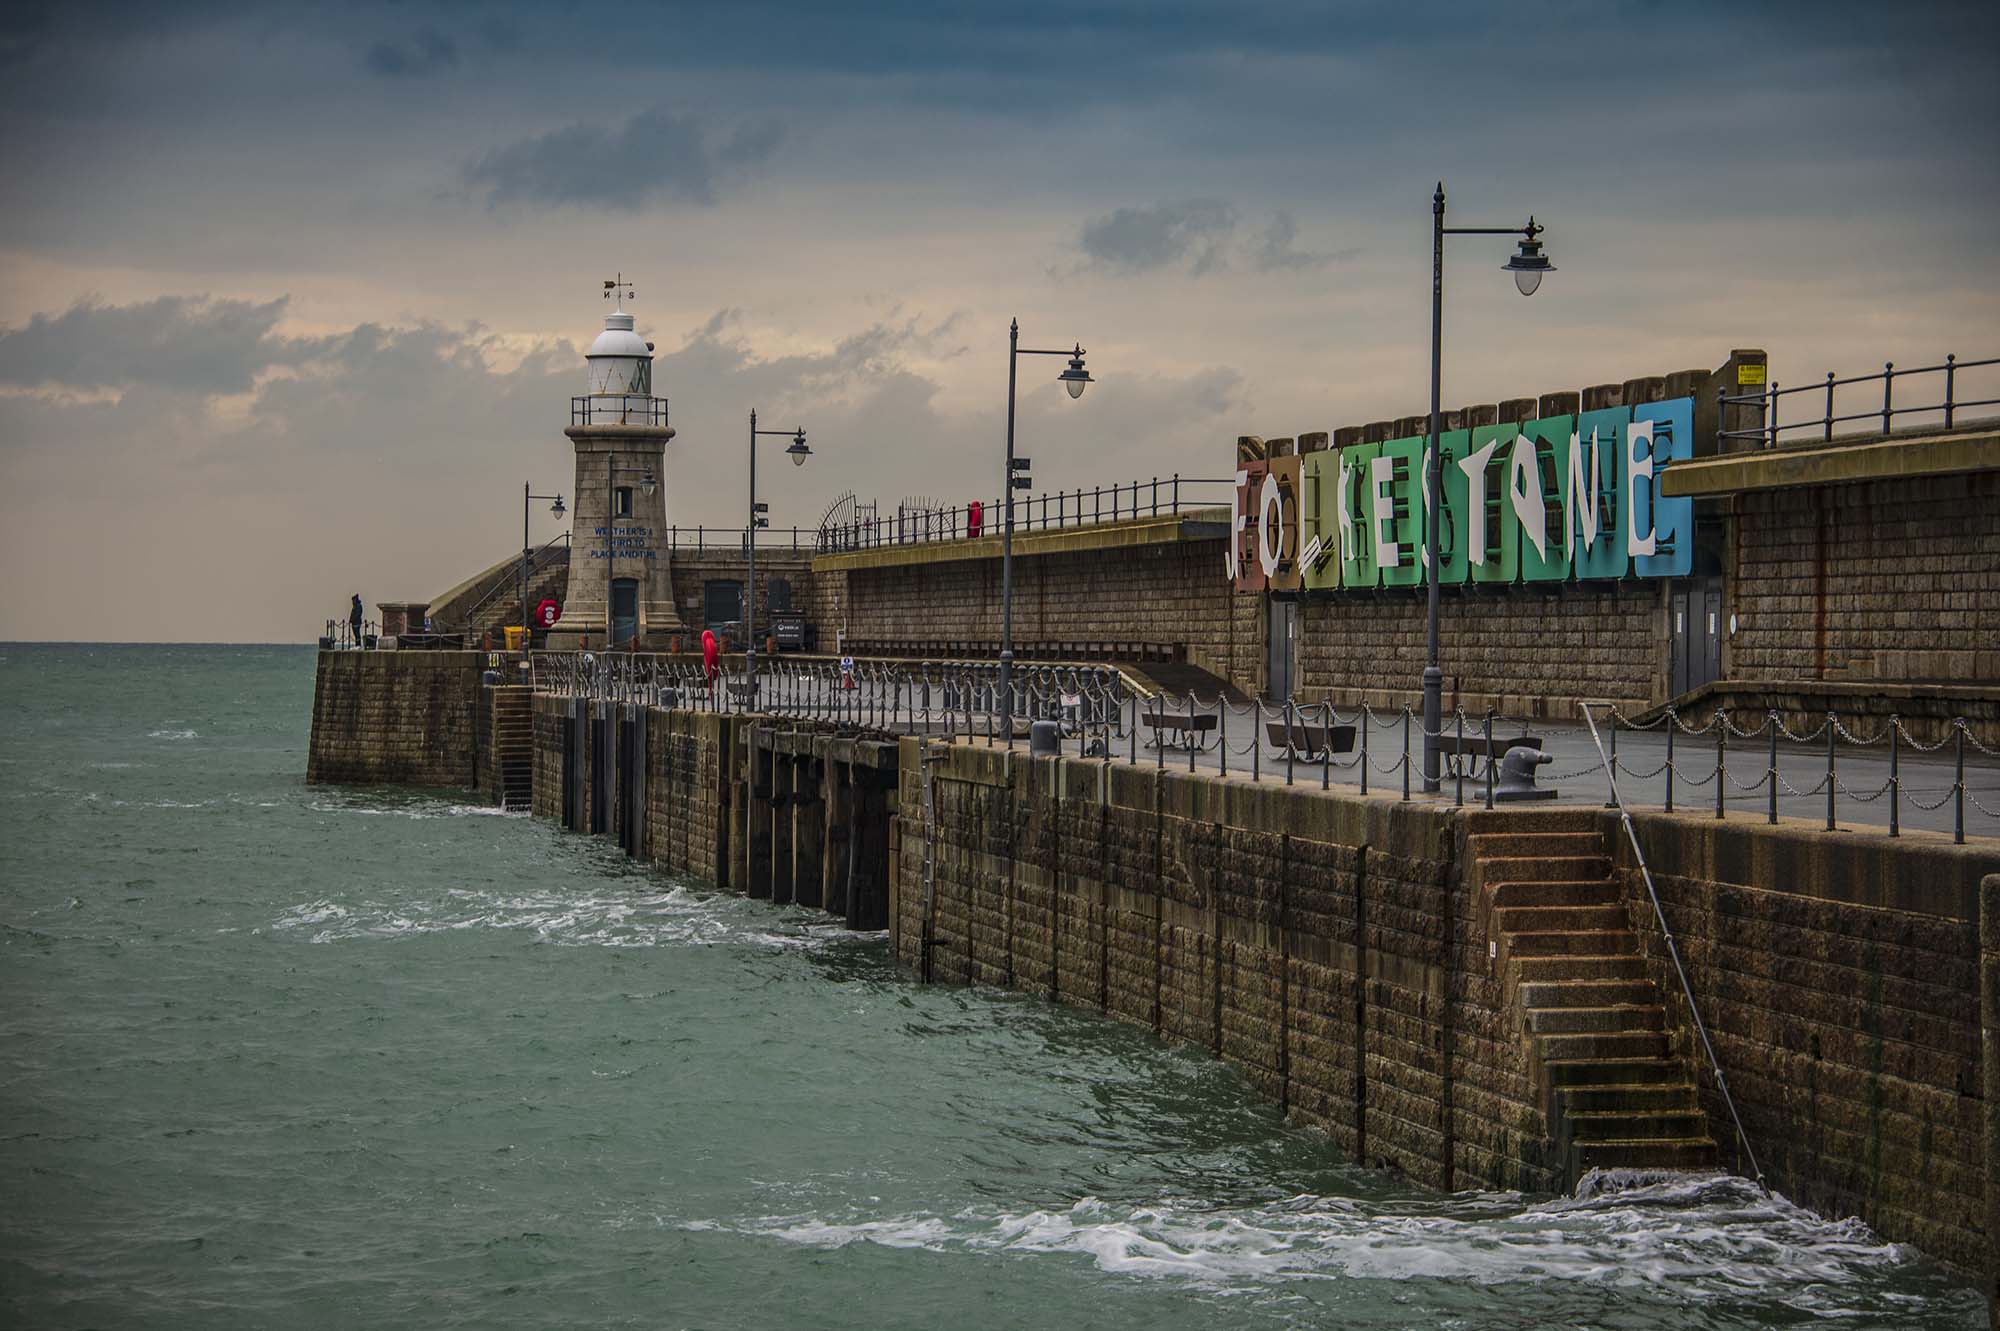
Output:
[268,882,807,951]
[683,1182,1963,1316]
[147,728,197,740]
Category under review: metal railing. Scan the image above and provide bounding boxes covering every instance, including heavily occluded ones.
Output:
[461,532,572,633]
[1583,704,1766,1193]
[816,475,1233,553]
[1719,352,1999,449]
[322,618,379,649]
[1595,704,1993,845]
[570,394,669,428]
[522,653,1998,839]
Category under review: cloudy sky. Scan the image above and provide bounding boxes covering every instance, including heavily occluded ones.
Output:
[1,0,1995,641]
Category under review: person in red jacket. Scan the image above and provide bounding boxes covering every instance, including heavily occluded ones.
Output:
[701,629,720,704]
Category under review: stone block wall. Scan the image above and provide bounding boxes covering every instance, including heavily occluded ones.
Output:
[530,694,572,823]
[1609,813,2000,1281]
[1296,581,1665,719]
[893,744,1568,1193]
[646,709,734,885]
[671,549,828,645]
[1729,472,2000,685]
[306,649,488,787]
[839,538,1263,686]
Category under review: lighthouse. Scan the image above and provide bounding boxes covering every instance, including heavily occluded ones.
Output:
[544,280,684,649]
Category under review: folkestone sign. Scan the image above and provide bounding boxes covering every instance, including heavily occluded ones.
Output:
[1227,397,1694,593]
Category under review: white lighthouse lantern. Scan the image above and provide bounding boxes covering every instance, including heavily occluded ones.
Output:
[586,311,652,398]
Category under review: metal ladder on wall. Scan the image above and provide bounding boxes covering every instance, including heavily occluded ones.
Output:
[918,740,946,982]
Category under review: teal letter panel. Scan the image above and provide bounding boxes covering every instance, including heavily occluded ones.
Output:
[1633,397,1694,578]
[1573,407,1629,580]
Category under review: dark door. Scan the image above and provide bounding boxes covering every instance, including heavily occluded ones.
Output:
[611,578,639,649]
[704,580,742,633]
[1267,599,1297,701]
[1669,576,1724,698]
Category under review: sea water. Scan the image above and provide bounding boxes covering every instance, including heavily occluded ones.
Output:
[0,644,1984,1328]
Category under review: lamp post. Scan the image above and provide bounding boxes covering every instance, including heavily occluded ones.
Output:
[746,408,811,701]
[521,484,565,651]
[604,456,656,651]
[1001,318,1094,737]
[1421,182,1555,792]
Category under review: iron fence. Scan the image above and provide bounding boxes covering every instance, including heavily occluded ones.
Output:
[1719,352,2000,449]
[570,395,670,428]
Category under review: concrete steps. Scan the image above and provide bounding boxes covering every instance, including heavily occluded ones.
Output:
[490,687,534,810]
[1471,812,1718,1184]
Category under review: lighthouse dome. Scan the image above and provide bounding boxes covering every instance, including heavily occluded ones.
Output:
[585,311,654,397]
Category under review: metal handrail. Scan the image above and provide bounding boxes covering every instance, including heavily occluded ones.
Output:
[462,531,571,630]
[1581,703,1766,1193]
[815,474,1234,553]
[1718,352,1999,448]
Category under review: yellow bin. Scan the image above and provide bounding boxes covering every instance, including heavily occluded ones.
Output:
[504,625,527,651]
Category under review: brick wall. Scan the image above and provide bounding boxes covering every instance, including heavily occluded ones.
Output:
[1729,472,2000,685]
[672,549,828,645]
[1610,813,1999,1280]
[646,709,734,885]
[894,745,1569,1193]
[306,650,488,787]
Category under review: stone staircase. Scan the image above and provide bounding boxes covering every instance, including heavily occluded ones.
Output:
[490,686,534,810]
[1466,808,1718,1181]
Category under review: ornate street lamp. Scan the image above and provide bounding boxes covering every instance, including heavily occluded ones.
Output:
[1001,320,1096,739]
[1421,183,1555,792]
[746,409,811,702]
[520,484,565,651]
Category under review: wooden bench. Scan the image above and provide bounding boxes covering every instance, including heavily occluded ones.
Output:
[1264,720,1357,763]
[1434,732,1541,780]
[1142,712,1217,752]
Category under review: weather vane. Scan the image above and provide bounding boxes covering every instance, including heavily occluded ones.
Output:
[602,273,636,310]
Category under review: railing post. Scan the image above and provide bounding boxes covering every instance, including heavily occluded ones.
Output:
[1360,706,1370,795]
[1321,702,1331,791]
[1826,711,1837,832]
[1252,700,1261,781]
[1173,472,1180,511]
[1219,698,1229,777]
[1484,709,1496,810]
[1944,353,1956,428]
[1605,719,1619,808]
[1453,708,1464,807]
[1889,716,1901,837]
[1767,711,1779,825]
[1188,691,1197,774]
[1954,721,1965,845]
[1823,370,1835,443]
[1401,707,1410,802]
[1716,719,1726,820]
[1151,476,1159,515]
[1284,696,1295,786]
[1156,695,1165,770]
[1881,361,1894,433]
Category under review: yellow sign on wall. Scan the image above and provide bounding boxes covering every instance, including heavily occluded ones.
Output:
[1737,362,1767,385]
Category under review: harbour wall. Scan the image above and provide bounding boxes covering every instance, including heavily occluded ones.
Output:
[306,657,2000,1306]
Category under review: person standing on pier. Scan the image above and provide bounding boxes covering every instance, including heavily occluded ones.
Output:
[349,594,364,649]
[701,629,720,704]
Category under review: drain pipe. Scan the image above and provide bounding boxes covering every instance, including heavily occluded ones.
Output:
[1582,703,1767,1194]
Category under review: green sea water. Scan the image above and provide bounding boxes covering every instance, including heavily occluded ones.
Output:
[0,643,1985,1329]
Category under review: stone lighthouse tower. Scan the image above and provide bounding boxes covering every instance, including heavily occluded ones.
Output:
[545,281,683,650]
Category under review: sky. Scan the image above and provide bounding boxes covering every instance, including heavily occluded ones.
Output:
[0,0,1995,641]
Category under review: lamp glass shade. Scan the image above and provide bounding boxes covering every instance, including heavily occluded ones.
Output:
[1513,267,1543,297]
[641,474,658,497]
[1057,353,1093,399]
[1502,235,1553,298]
[550,496,566,518]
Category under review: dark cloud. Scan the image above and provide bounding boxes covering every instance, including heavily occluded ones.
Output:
[1250,211,1355,272]
[364,27,457,78]
[1078,200,1237,275]
[464,109,784,211]
[0,295,308,395]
